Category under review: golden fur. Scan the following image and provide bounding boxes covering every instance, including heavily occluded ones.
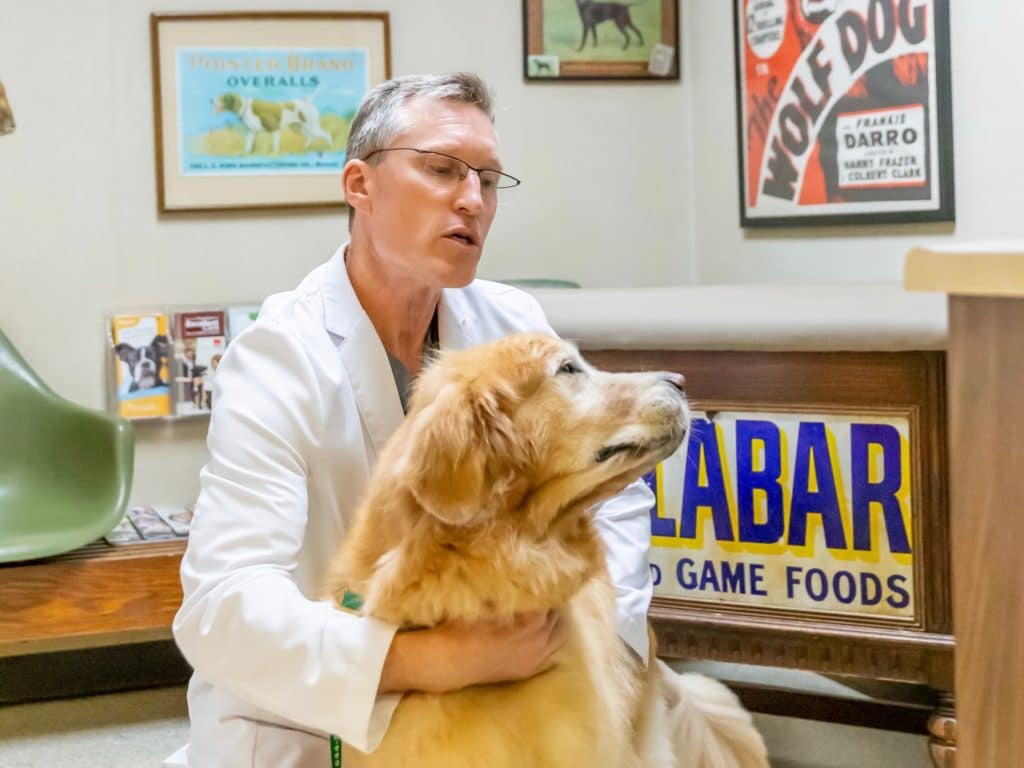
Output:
[327,332,768,768]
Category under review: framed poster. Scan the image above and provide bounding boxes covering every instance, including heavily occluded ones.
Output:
[734,0,954,227]
[523,0,680,80]
[150,12,391,213]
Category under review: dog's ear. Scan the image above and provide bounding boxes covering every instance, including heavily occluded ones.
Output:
[152,334,170,355]
[398,380,522,527]
[114,343,135,364]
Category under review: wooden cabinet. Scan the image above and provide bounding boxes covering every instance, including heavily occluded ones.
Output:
[907,245,1024,768]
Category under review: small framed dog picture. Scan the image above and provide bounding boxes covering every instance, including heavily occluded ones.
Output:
[522,0,680,80]
[150,12,391,213]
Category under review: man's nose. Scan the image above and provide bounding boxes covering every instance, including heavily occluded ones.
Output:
[454,171,486,214]
[661,372,686,394]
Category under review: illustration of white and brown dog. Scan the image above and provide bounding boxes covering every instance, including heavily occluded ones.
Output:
[212,92,334,155]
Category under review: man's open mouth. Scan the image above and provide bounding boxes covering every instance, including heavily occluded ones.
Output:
[446,231,476,246]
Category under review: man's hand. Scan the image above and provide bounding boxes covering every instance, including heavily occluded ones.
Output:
[378,611,568,694]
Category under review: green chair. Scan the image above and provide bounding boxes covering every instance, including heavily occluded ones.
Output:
[0,330,133,563]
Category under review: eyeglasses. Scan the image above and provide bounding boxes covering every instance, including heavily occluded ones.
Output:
[362,147,522,193]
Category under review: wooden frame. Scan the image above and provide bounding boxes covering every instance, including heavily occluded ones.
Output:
[150,12,391,213]
[733,0,955,227]
[523,0,680,80]
[589,349,953,690]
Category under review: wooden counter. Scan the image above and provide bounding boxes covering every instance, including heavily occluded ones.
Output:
[531,282,954,766]
[906,243,1024,768]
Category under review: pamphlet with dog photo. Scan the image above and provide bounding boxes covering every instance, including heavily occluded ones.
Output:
[111,313,172,419]
[173,309,226,415]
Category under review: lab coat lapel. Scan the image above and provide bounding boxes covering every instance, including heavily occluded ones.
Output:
[438,286,479,350]
[321,248,405,459]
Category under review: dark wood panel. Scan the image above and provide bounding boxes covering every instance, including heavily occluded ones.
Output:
[586,350,941,408]
[590,350,953,688]
[729,680,936,734]
[651,612,953,689]
[0,639,191,705]
[947,296,1024,766]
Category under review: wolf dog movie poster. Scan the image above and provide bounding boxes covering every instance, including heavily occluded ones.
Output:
[735,0,954,226]
[176,47,369,176]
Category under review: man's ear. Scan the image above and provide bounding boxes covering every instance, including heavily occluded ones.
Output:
[342,159,372,217]
[399,382,519,527]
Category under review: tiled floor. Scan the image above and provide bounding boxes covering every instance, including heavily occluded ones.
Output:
[0,687,187,768]
[0,684,932,767]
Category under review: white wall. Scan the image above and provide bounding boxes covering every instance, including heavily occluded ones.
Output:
[3,1,1022,506]
[689,1,1024,283]
[0,0,692,506]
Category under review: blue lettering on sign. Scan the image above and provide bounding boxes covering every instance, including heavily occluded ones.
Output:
[645,470,676,538]
[658,417,912,558]
[680,419,735,541]
[782,565,909,607]
[675,558,768,596]
[736,420,784,544]
[789,422,848,550]
[649,562,662,587]
[851,424,911,553]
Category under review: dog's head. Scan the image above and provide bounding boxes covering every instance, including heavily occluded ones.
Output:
[116,335,169,389]
[212,93,243,115]
[388,332,689,531]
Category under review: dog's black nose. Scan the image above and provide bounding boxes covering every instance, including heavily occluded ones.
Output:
[661,372,686,394]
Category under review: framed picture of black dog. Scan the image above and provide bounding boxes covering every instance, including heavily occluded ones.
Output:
[734,0,955,227]
[150,12,391,213]
[523,0,680,80]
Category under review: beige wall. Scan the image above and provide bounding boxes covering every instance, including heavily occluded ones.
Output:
[689,1,1024,283]
[1,1,1018,508]
[0,0,693,506]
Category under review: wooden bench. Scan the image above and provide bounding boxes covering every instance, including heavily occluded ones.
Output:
[0,539,186,657]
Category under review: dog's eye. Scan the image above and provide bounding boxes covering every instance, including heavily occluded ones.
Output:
[557,361,582,375]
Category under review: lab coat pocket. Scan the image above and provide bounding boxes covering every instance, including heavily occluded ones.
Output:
[253,720,330,767]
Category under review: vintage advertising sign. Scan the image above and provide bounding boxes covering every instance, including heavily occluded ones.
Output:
[176,47,368,176]
[734,0,954,226]
[648,411,916,622]
[151,13,391,212]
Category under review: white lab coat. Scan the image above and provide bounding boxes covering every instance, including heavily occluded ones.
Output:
[167,245,655,768]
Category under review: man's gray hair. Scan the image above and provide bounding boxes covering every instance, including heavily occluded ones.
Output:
[345,72,494,162]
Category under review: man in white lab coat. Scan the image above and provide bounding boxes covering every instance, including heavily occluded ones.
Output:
[168,72,655,767]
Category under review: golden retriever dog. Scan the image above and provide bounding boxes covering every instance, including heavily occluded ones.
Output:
[327,332,768,768]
